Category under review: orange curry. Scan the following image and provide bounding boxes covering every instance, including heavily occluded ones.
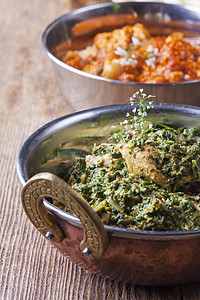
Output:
[57,23,200,83]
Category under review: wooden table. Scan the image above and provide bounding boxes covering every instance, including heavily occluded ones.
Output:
[1,0,200,299]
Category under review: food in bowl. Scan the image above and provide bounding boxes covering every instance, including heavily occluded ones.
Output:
[55,22,200,83]
[18,92,200,285]
[40,90,200,231]
[42,2,200,108]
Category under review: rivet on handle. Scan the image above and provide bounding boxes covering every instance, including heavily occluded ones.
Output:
[45,232,54,240]
[21,172,109,259]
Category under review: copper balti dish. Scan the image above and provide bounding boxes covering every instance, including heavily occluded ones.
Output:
[17,103,200,286]
[42,2,200,110]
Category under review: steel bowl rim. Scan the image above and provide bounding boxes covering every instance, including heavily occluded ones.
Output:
[17,102,200,240]
[41,1,200,87]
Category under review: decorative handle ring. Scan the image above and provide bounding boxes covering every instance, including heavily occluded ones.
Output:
[21,172,108,259]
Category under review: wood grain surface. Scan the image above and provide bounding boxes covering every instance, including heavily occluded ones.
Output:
[1,0,200,299]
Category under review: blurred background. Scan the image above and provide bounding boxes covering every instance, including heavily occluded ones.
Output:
[71,0,200,8]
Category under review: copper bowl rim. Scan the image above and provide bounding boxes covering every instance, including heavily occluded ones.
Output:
[42,1,200,87]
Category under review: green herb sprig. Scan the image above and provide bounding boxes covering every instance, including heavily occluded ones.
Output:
[110,89,178,142]
[129,89,155,134]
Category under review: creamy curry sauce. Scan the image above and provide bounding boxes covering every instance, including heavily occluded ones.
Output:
[55,22,200,83]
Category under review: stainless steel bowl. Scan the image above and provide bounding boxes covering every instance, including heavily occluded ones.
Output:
[17,102,200,286]
[42,1,200,110]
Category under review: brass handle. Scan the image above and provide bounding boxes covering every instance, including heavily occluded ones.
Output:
[21,172,108,259]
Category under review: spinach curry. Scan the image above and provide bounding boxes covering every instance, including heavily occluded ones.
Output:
[40,91,200,231]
